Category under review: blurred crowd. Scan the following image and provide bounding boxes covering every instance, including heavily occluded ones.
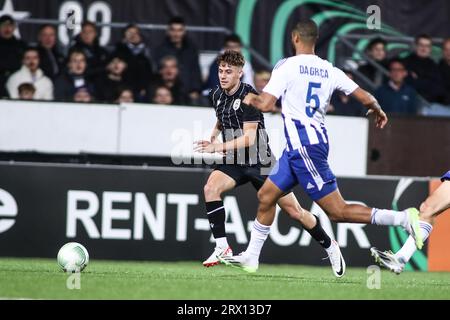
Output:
[0,14,449,117]
[0,15,237,106]
[329,36,450,117]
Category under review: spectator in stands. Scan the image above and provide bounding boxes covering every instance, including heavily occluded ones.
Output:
[6,47,54,100]
[328,71,366,117]
[253,70,271,93]
[0,15,27,98]
[150,55,188,105]
[70,21,108,78]
[18,83,36,100]
[439,38,450,105]
[36,24,64,80]
[94,55,129,102]
[154,16,202,105]
[54,49,95,101]
[357,37,388,88]
[115,86,134,103]
[113,24,154,101]
[403,34,444,103]
[73,86,93,103]
[205,34,255,91]
[375,59,418,115]
[152,85,174,105]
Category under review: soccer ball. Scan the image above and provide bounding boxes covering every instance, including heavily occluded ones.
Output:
[57,242,89,273]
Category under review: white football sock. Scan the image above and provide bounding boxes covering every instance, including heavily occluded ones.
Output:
[246,219,271,258]
[215,237,229,249]
[371,208,409,229]
[395,221,433,264]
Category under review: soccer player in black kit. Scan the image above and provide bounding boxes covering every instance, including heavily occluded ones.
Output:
[194,50,346,277]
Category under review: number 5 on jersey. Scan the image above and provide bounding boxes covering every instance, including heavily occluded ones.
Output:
[306,82,321,118]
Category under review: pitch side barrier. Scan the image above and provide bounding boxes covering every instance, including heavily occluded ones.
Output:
[1,161,447,271]
[0,100,368,176]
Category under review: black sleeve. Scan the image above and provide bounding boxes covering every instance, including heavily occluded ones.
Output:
[208,89,214,108]
[242,102,260,122]
[242,85,261,122]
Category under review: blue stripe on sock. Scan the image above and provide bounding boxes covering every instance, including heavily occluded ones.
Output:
[419,223,432,233]
[371,209,378,224]
[253,221,270,234]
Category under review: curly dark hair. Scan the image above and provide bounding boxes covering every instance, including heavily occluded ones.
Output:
[216,50,245,68]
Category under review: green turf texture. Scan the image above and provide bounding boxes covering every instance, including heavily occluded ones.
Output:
[0,258,449,299]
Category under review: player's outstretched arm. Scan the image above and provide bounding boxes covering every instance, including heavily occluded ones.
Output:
[351,87,388,129]
[194,122,258,153]
[243,92,278,113]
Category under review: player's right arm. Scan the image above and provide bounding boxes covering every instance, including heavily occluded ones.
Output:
[351,88,388,129]
[333,66,388,129]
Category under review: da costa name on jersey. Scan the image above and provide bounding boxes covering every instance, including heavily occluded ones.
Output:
[299,65,329,78]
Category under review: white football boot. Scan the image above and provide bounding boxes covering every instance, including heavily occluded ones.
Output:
[370,247,405,274]
[218,251,259,273]
[325,240,346,278]
[202,246,233,267]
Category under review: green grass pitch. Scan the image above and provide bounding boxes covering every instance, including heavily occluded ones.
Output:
[0,258,449,299]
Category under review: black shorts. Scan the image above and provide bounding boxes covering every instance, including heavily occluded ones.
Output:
[213,164,270,191]
[214,164,268,190]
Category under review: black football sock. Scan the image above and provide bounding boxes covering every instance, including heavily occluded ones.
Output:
[305,215,332,249]
[205,200,226,241]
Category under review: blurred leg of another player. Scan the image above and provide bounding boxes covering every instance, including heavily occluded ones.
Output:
[371,171,450,274]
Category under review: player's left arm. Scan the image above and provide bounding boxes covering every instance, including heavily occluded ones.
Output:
[194,122,258,153]
[351,87,388,129]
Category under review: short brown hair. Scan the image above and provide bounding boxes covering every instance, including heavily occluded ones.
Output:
[216,50,245,68]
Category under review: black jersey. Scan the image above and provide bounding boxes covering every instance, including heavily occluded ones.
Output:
[209,82,272,166]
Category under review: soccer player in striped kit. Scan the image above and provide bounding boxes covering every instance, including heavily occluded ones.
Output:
[219,20,423,273]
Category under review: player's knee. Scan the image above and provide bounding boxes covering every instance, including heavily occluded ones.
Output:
[203,183,221,200]
[257,189,275,208]
[256,189,266,204]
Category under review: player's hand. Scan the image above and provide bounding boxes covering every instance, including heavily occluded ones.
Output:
[243,93,257,105]
[193,140,220,153]
[366,107,388,129]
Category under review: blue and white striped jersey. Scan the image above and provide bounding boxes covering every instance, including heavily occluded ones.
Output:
[264,54,358,149]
